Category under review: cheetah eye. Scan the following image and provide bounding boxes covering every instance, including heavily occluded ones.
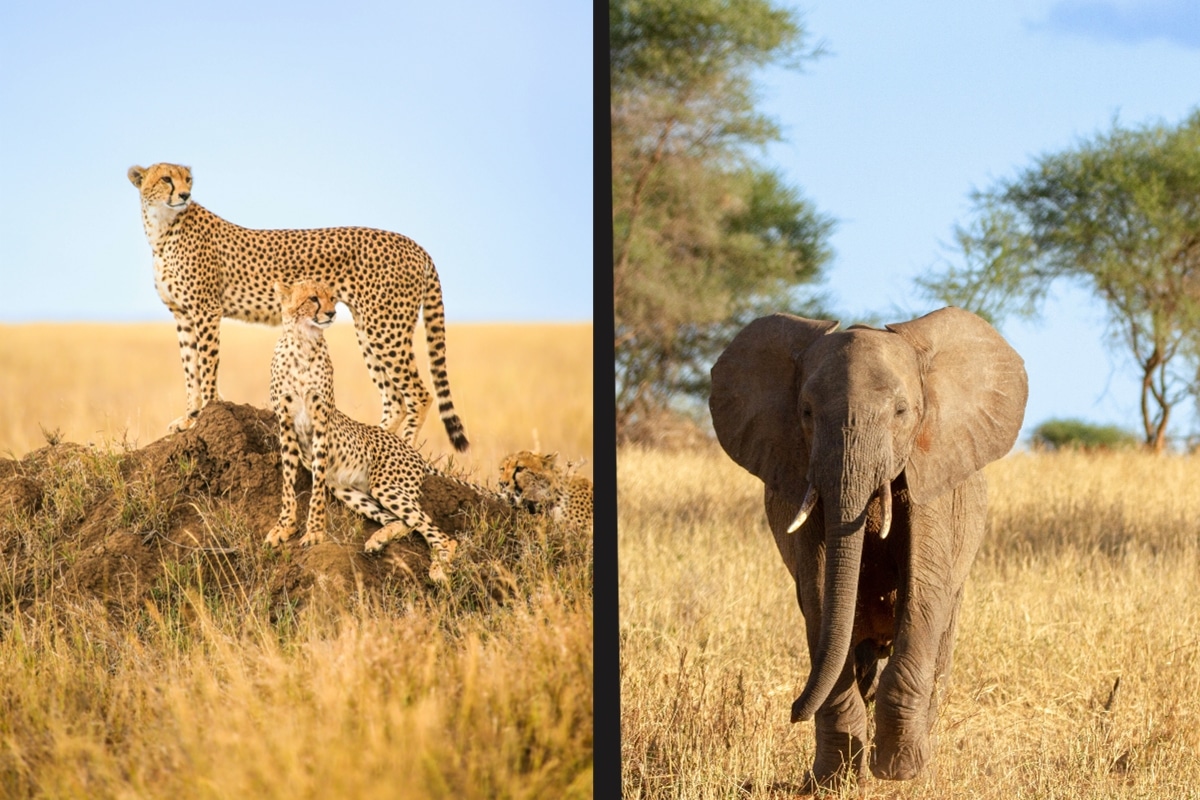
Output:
[309,296,319,304]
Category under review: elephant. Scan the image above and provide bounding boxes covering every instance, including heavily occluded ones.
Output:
[708,306,1027,789]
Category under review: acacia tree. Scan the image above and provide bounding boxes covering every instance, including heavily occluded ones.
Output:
[612,0,833,439]
[919,111,1200,452]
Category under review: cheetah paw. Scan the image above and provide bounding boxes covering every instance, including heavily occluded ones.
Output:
[298,529,326,547]
[265,524,297,547]
[168,414,197,433]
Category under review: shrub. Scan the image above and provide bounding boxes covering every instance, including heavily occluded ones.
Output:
[1031,418,1138,451]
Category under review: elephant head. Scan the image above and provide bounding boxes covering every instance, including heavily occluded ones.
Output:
[708,307,1027,728]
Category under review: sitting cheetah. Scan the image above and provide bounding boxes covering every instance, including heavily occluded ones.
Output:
[498,451,593,535]
[128,162,468,451]
[266,279,475,581]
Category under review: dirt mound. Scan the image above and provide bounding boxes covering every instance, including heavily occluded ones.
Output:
[0,402,521,618]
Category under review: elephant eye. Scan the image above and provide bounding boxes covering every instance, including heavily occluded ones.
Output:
[895,401,909,417]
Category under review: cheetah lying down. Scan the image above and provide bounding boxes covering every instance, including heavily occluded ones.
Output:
[498,451,593,535]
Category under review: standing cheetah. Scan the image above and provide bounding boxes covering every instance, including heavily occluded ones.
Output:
[498,451,593,535]
[128,162,468,452]
[267,279,482,580]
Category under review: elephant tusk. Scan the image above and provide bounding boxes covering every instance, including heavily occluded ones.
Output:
[787,485,819,533]
[878,480,892,540]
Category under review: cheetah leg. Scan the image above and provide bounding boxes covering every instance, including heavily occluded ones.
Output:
[194,310,223,411]
[266,412,301,546]
[363,495,457,582]
[350,311,399,429]
[299,395,330,546]
[395,346,432,445]
[384,317,431,444]
[350,297,426,443]
[168,310,201,432]
[330,486,399,526]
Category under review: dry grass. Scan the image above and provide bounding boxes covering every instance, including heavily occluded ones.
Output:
[0,320,593,477]
[0,582,593,798]
[619,445,1200,799]
[0,321,593,799]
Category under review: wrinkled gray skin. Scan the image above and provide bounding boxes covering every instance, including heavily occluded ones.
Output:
[709,307,1027,790]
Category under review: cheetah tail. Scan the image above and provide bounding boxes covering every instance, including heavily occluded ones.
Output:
[423,260,470,452]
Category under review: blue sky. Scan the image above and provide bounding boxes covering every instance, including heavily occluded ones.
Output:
[0,1,592,323]
[756,0,1200,441]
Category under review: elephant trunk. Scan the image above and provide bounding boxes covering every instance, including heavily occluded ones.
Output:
[792,428,891,723]
[791,508,866,722]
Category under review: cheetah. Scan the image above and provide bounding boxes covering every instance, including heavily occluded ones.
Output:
[128,162,468,451]
[498,451,593,535]
[265,279,476,581]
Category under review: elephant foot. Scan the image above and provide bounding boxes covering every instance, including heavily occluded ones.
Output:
[870,734,932,781]
[806,731,867,794]
[798,768,865,797]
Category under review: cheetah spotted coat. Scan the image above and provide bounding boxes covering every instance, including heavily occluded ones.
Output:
[266,280,487,580]
[128,162,468,451]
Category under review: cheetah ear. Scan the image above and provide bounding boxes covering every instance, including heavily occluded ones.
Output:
[274,281,291,307]
[544,452,559,469]
[128,166,146,188]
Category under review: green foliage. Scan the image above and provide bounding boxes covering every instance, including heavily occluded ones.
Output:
[1031,418,1139,451]
[920,110,1200,451]
[611,0,833,438]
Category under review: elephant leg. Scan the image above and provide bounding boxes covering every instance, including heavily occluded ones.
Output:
[807,649,869,790]
[871,475,985,781]
[855,639,888,703]
[926,588,963,735]
[870,589,947,779]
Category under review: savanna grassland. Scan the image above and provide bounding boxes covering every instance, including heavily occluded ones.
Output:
[0,321,593,799]
[0,320,593,472]
[620,445,1200,799]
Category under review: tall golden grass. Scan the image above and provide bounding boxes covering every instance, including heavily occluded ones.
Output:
[0,321,593,798]
[0,320,593,477]
[620,445,1200,799]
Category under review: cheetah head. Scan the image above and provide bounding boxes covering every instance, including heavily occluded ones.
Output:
[128,163,193,213]
[498,450,560,513]
[277,279,338,336]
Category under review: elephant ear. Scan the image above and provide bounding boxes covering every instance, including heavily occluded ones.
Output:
[886,307,1028,506]
[709,314,839,507]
